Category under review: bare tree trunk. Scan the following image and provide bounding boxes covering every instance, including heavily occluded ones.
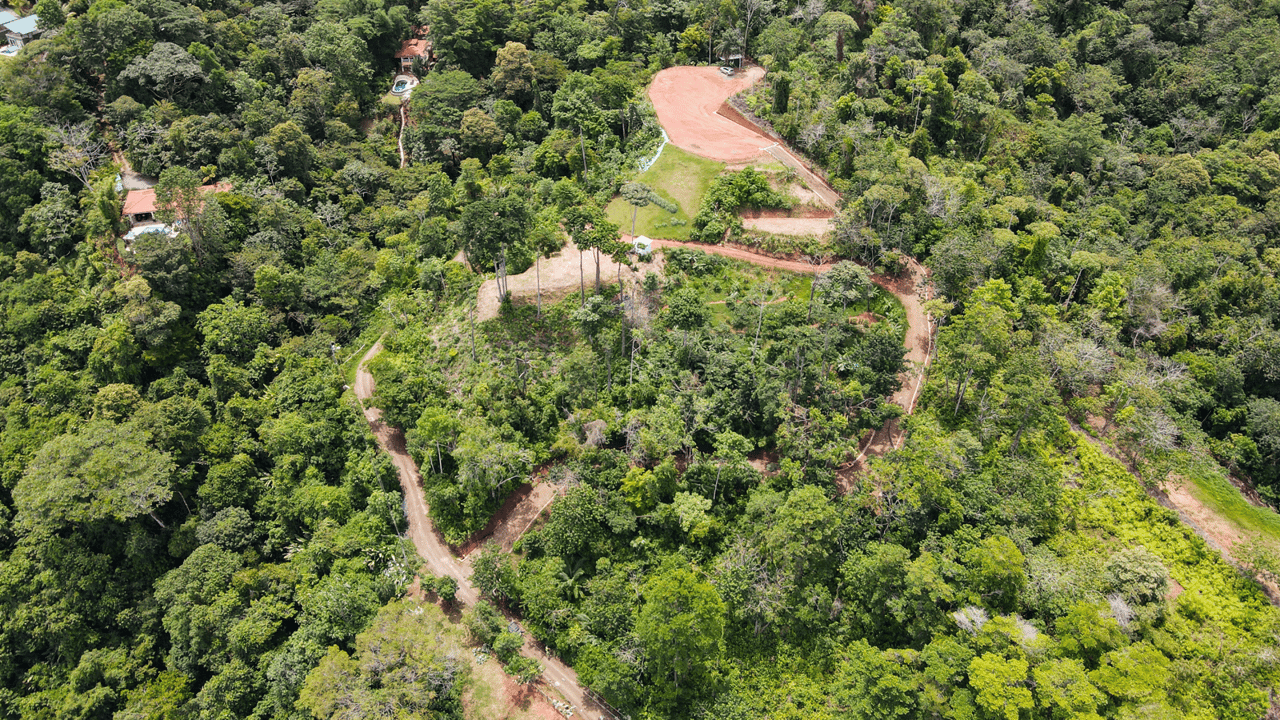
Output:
[579,249,585,305]
[752,296,766,361]
[606,338,613,392]
[594,248,601,291]
[1063,267,1085,309]
[629,337,637,391]
[1010,405,1036,454]
[536,256,542,317]
[954,368,972,414]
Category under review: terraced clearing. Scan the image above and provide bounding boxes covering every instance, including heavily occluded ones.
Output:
[604,145,722,240]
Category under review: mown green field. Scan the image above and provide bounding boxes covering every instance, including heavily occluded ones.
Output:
[606,145,723,240]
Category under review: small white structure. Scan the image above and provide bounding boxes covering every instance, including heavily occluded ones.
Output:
[632,235,653,258]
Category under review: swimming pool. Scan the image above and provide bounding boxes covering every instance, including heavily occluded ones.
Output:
[393,79,409,92]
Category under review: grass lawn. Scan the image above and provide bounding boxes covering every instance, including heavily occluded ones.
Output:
[607,145,723,240]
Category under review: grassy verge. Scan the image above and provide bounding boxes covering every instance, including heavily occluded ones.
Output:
[606,145,723,240]
[341,318,391,387]
[1182,454,1280,545]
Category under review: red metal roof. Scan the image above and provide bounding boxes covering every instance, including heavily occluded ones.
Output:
[122,183,231,216]
[122,188,157,215]
[395,38,431,58]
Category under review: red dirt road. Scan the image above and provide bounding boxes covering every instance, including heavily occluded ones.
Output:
[649,66,774,162]
[649,237,834,273]
[644,239,935,484]
[354,341,615,720]
[646,240,934,440]
[847,258,934,478]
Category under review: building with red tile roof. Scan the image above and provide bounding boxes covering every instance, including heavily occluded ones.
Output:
[394,27,433,71]
[122,183,232,225]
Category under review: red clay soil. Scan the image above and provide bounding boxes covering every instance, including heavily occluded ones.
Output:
[497,673,563,720]
[649,66,775,163]
[458,480,559,555]
[742,217,834,237]
[842,259,935,488]
[648,66,842,208]
[648,237,835,273]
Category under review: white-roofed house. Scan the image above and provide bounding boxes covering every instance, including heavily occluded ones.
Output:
[4,14,39,49]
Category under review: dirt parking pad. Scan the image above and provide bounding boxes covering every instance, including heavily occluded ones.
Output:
[649,66,774,163]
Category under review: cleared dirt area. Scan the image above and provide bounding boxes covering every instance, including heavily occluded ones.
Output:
[476,244,663,322]
[649,65,840,210]
[459,480,559,554]
[742,217,834,236]
[649,66,774,163]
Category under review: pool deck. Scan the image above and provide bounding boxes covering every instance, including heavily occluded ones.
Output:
[390,74,419,97]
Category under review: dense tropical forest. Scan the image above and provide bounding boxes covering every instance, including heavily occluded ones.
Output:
[3,0,1280,717]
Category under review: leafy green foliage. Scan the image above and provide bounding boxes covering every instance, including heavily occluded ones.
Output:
[297,600,466,720]
[3,0,1280,717]
[690,168,791,243]
[13,421,173,533]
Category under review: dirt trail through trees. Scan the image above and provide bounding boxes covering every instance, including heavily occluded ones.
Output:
[354,341,615,720]
[646,240,933,435]
[480,236,934,468]
[1070,421,1280,603]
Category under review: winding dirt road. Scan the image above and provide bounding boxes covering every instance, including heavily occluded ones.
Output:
[646,239,934,480]
[354,341,614,720]
[649,238,933,420]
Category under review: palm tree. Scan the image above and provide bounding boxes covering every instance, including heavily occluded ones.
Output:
[558,559,588,600]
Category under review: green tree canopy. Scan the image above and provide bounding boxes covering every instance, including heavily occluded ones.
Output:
[13,421,175,533]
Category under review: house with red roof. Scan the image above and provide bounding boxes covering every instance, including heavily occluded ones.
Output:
[395,27,433,72]
[122,183,231,226]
